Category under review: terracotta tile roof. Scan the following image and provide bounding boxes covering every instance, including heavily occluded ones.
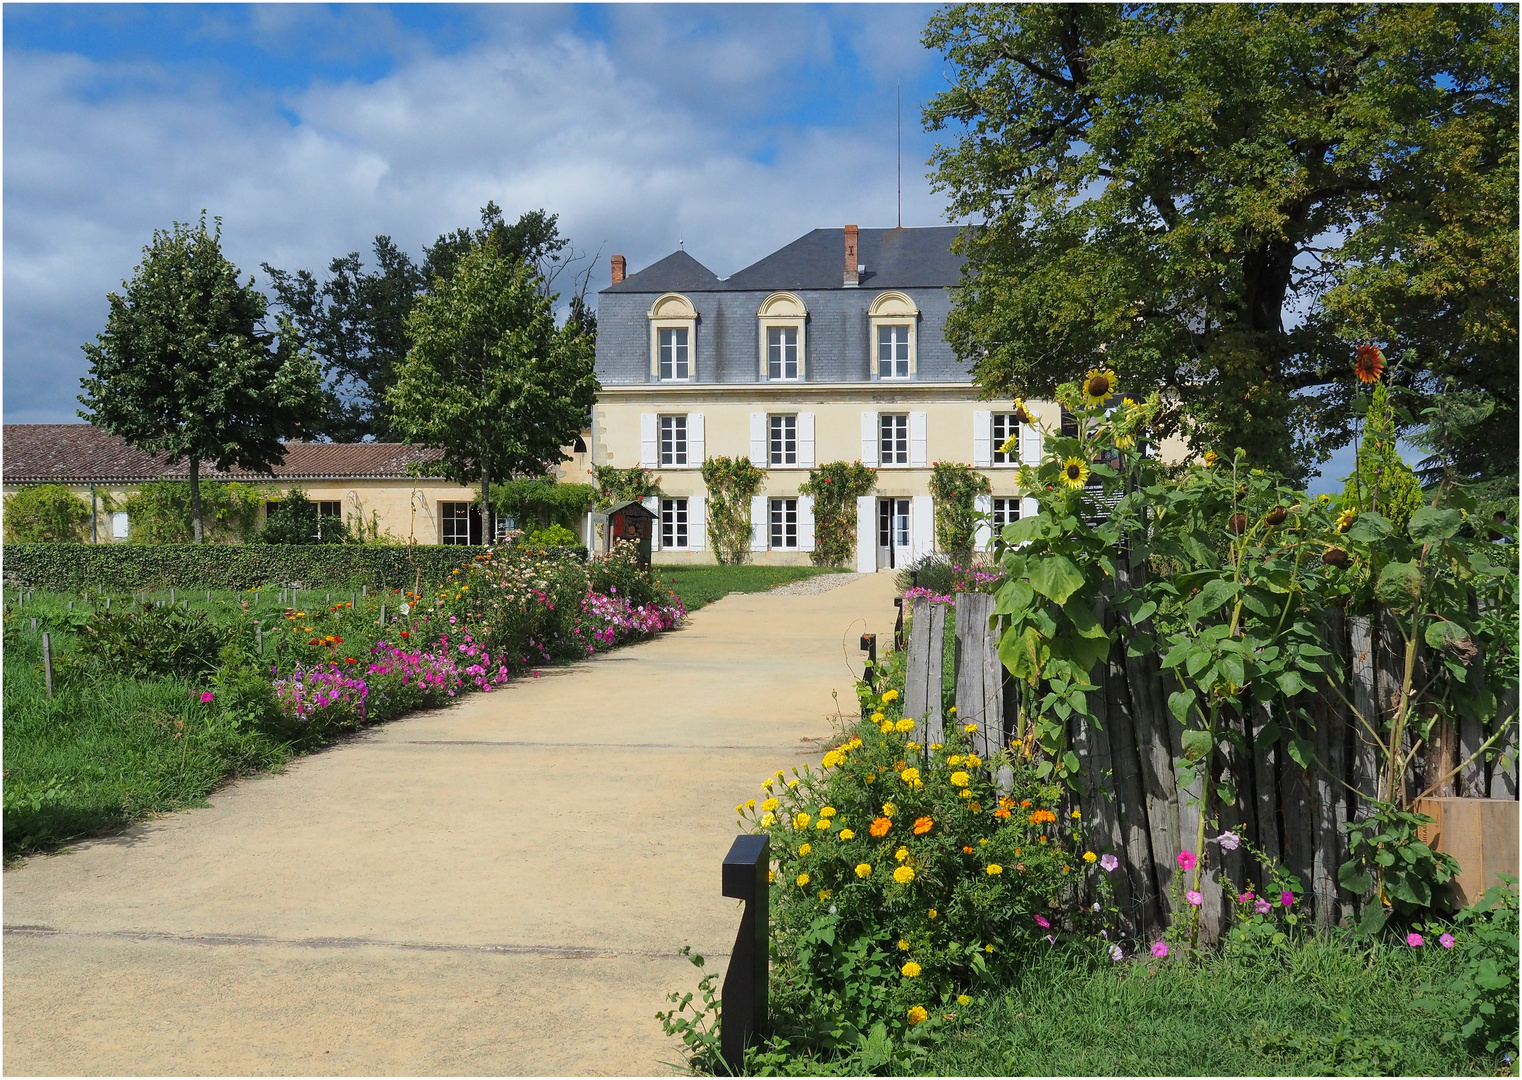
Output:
[2,425,445,484]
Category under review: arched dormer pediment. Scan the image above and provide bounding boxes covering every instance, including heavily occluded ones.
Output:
[868,291,918,319]
[757,291,808,319]
[648,293,698,320]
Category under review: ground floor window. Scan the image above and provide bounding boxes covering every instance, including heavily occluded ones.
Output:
[441,502,482,545]
[992,497,1021,533]
[661,497,689,549]
[770,498,798,549]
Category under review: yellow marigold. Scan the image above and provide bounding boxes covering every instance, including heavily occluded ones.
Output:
[787,779,798,789]
[871,712,885,724]
[855,863,872,878]
[798,843,812,856]
[880,721,893,734]
[912,816,933,835]
[900,767,922,787]
[947,754,964,766]
[966,755,982,767]
[957,994,972,1006]
[898,939,911,951]
[796,873,810,887]
[894,718,916,734]
[907,1005,928,1026]
[839,828,855,840]
[930,742,943,751]
[793,812,811,830]
[815,819,830,830]
[906,741,921,752]
[1084,851,1098,863]
[969,801,983,813]
[821,749,844,769]
[762,779,773,791]
[762,798,779,812]
[882,802,897,817]
[964,723,978,733]
[895,846,910,862]
[818,889,832,901]
[950,770,971,788]
[1071,809,1082,819]
[893,865,916,884]
[745,799,756,810]
[760,812,776,828]
[948,706,957,715]
[987,864,1003,875]
[734,805,742,814]
[901,961,922,978]
[882,689,899,704]
[927,908,938,920]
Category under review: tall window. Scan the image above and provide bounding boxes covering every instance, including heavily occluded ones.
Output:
[441,502,480,545]
[768,326,799,380]
[992,413,1022,465]
[769,414,797,466]
[878,324,911,379]
[770,498,798,549]
[661,498,689,549]
[660,414,688,466]
[658,327,690,380]
[879,413,909,465]
[992,497,1020,533]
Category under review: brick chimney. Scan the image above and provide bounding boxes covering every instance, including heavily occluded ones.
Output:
[843,225,859,287]
[611,254,626,285]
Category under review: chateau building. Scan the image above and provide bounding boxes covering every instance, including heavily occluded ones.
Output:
[591,224,1045,569]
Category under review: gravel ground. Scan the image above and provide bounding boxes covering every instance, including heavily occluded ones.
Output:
[767,572,867,596]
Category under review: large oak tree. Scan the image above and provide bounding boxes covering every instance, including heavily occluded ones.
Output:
[924,3,1517,480]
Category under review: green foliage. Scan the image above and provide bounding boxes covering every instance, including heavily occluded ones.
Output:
[1419,877,1520,1058]
[3,484,91,543]
[700,456,765,565]
[74,604,228,681]
[3,542,485,590]
[923,3,1519,479]
[526,524,579,548]
[655,947,724,1074]
[78,212,327,542]
[592,464,663,509]
[121,480,265,544]
[388,235,598,536]
[927,462,991,562]
[1340,805,1461,929]
[256,488,351,545]
[799,461,877,568]
[492,477,594,531]
[1342,384,1425,533]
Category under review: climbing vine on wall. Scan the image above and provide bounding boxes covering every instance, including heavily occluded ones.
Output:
[799,461,877,568]
[699,457,765,565]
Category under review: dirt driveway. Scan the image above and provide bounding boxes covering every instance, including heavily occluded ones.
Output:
[3,572,898,1076]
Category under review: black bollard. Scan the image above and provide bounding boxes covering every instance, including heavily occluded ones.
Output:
[720,833,770,1075]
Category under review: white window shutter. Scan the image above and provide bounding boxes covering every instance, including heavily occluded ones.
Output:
[750,413,767,468]
[910,411,928,468]
[861,411,879,467]
[1021,495,1040,520]
[750,495,768,551]
[1020,419,1042,465]
[640,413,657,468]
[688,413,704,465]
[911,494,934,559]
[973,410,992,468]
[798,495,815,553]
[798,412,815,469]
[974,494,992,551]
[688,495,706,551]
[643,496,661,551]
[856,496,876,573]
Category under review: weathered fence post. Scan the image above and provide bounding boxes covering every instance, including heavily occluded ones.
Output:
[721,833,770,1075]
[904,598,945,749]
[42,632,53,699]
[860,633,877,694]
[953,592,1002,761]
[255,620,263,657]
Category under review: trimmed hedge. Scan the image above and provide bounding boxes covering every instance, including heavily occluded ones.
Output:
[2,543,496,590]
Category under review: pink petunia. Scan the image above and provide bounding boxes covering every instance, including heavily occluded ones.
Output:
[1237,892,1255,903]
[1099,853,1120,873]
[199,691,214,703]
[1406,932,1424,948]
[1185,890,1203,906]
[1280,891,1294,907]
[1176,850,1197,871]
[1254,899,1271,914]
[1151,940,1169,958]
[1439,933,1455,949]
[1034,914,1050,929]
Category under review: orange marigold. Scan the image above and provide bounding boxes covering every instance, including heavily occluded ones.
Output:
[994,807,1012,819]
[912,816,933,835]
[869,816,892,838]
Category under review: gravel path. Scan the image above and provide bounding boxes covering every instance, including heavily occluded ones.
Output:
[766,571,865,596]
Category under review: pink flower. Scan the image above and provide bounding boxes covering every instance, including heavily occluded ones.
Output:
[1151,940,1169,958]
[1439,933,1455,949]
[1185,890,1203,906]
[1254,899,1271,914]
[1034,914,1050,929]
[1176,851,1197,871]
[1237,892,1255,903]
[1280,891,1294,907]
[1099,854,1120,872]
[199,691,214,703]
[1216,831,1241,851]
[1406,932,1424,948]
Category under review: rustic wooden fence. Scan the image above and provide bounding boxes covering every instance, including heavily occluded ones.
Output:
[902,590,1519,943]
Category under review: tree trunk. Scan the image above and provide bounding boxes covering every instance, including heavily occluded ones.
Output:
[189,455,204,543]
[481,464,493,545]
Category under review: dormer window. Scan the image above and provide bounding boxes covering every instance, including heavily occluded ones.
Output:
[648,293,698,381]
[868,292,918,380]
[757,292,807,381]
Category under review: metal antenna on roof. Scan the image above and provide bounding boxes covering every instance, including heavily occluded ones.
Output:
[897,81,902,229]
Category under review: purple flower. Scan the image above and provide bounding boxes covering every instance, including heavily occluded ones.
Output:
[1099,853,1120,873]
[1151,940,1169,958]
[1108,943,1124,962]
[1034,914,1050,929]
[1254,899,1271,914]
[1216,831,1241,851]
[1406,932,1424,948]
[1280,890,1294,907]
[1439,933,1455,949]
[1185,890,1203,906]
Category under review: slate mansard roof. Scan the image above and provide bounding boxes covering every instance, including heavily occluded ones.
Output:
[602,226,968,294]
[3,425,445,485]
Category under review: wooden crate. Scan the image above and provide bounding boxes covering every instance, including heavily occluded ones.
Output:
[1414,797,1519,909]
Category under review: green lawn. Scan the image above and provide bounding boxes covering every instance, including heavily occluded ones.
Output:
[658,564,846,611]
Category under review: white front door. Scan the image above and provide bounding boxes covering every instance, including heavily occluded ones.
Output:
[878,498,911,570]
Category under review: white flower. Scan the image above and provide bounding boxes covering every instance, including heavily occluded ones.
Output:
[1216,830,1241,851]
[1109,944,1124,962]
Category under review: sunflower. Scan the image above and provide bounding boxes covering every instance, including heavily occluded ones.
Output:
[1060,456,1091,489]
[1081,367,1117,406]
[1354,344,1386,384]
[1336,508,1357,533]
[1011,397,1033,425]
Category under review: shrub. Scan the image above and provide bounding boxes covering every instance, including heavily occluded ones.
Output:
[1419,877,1520,1058]
[700,456,765,565]
[492,478,595,530]
[927,462,991,562]
[526,523,579,548]
[121,480,264,544]
[256,488,351,545]
[593,464,662,508]
[75,604,228,680]
[3,485,91,543]
[800,462,877,568]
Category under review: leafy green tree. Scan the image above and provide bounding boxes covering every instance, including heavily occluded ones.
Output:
[388,241,598,540]
[122,480,265,544]
[923,3,1518,480]
[3,484,90,543]
[79,213,327,542]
